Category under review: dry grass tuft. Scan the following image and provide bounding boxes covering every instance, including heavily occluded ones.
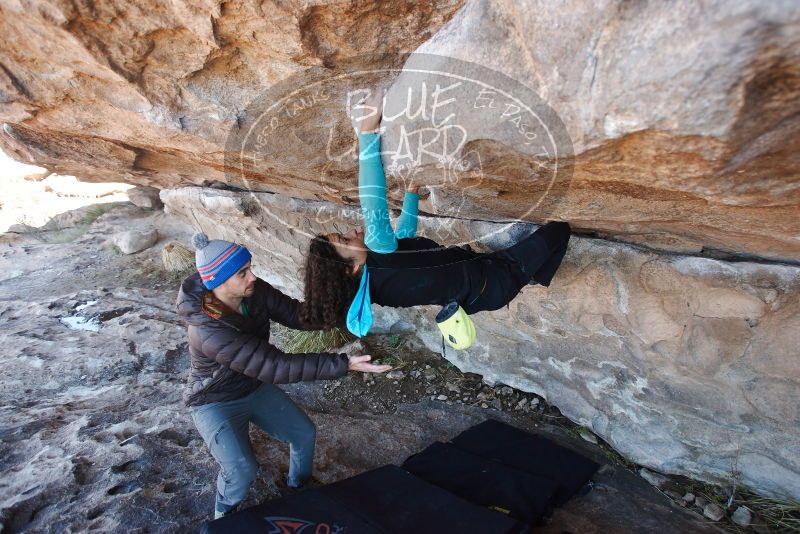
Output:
[162,242,195,273]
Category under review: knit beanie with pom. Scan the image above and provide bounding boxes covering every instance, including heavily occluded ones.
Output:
[191,232,252,290]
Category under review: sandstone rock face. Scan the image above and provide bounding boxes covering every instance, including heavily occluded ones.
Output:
[1,0,798,261]
[161,186,800,500]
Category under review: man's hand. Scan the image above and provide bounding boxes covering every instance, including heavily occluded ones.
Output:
[348,355,392,373]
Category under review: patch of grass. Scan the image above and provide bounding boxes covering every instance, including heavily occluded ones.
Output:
[283,328,356,354]
[372,353,410,370]
[683,480,800,533]
[31,225,87,244]
[599,445,638,470]
[27,204,119,245]
[161,242,195,273]
[81,203,116,225]
[167,267,196,284]
[387,334,403,348]
[742,493,800,533]
[109,244,123,256]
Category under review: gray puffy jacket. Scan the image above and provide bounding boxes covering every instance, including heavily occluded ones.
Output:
[175,271,349,407]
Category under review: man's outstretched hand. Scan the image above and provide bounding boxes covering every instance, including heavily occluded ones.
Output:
[348,355,392,374]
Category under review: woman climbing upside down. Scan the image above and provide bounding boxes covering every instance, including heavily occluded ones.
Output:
[298,88,571,334]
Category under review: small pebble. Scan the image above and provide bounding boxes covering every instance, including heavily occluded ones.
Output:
[639,468,669,488]
[480,403,488,409]
[436,394,448,401]
[579,431,598,444]
[703,503,725,522]
[682,492,695,504]
[731,506,752,527]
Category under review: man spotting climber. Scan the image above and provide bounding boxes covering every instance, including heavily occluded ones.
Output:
[175,232,391,519]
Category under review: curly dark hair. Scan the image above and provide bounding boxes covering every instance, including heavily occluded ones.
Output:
[299,235,360,330]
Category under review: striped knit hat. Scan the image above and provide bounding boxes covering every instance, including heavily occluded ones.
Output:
[191,232,252,290]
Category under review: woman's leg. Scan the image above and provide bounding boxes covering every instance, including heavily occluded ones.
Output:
[464,222,571,314]
[248,384,317,488]
[463,260,523,314]
[492,221,571,286]
[191,398,258,516]
[530,222,571,286]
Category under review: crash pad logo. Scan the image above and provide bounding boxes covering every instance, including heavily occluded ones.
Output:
[225,53,573,249]
[263,515,344,534]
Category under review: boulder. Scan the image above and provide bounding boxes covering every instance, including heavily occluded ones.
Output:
[127,186,164,210]
[115,228,159,254]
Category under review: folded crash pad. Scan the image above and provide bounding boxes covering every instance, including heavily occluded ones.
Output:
[449,419,599,506]
[402,441,558,524]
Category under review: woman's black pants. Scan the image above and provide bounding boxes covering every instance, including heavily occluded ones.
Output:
[464,222,571,314]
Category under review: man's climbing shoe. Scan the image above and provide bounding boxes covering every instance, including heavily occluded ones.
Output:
[213,504,239,520]
[281,476,325,497]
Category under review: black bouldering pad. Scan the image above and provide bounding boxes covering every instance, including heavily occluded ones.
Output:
[201,490,379,534]
[449,419,599,506]
[203,465,526,534]
[402,441,558,524]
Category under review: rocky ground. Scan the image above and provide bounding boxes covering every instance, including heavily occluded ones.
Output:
[0,199,771,533]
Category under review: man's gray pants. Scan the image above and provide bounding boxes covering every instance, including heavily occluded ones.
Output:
[189,383,315,515]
